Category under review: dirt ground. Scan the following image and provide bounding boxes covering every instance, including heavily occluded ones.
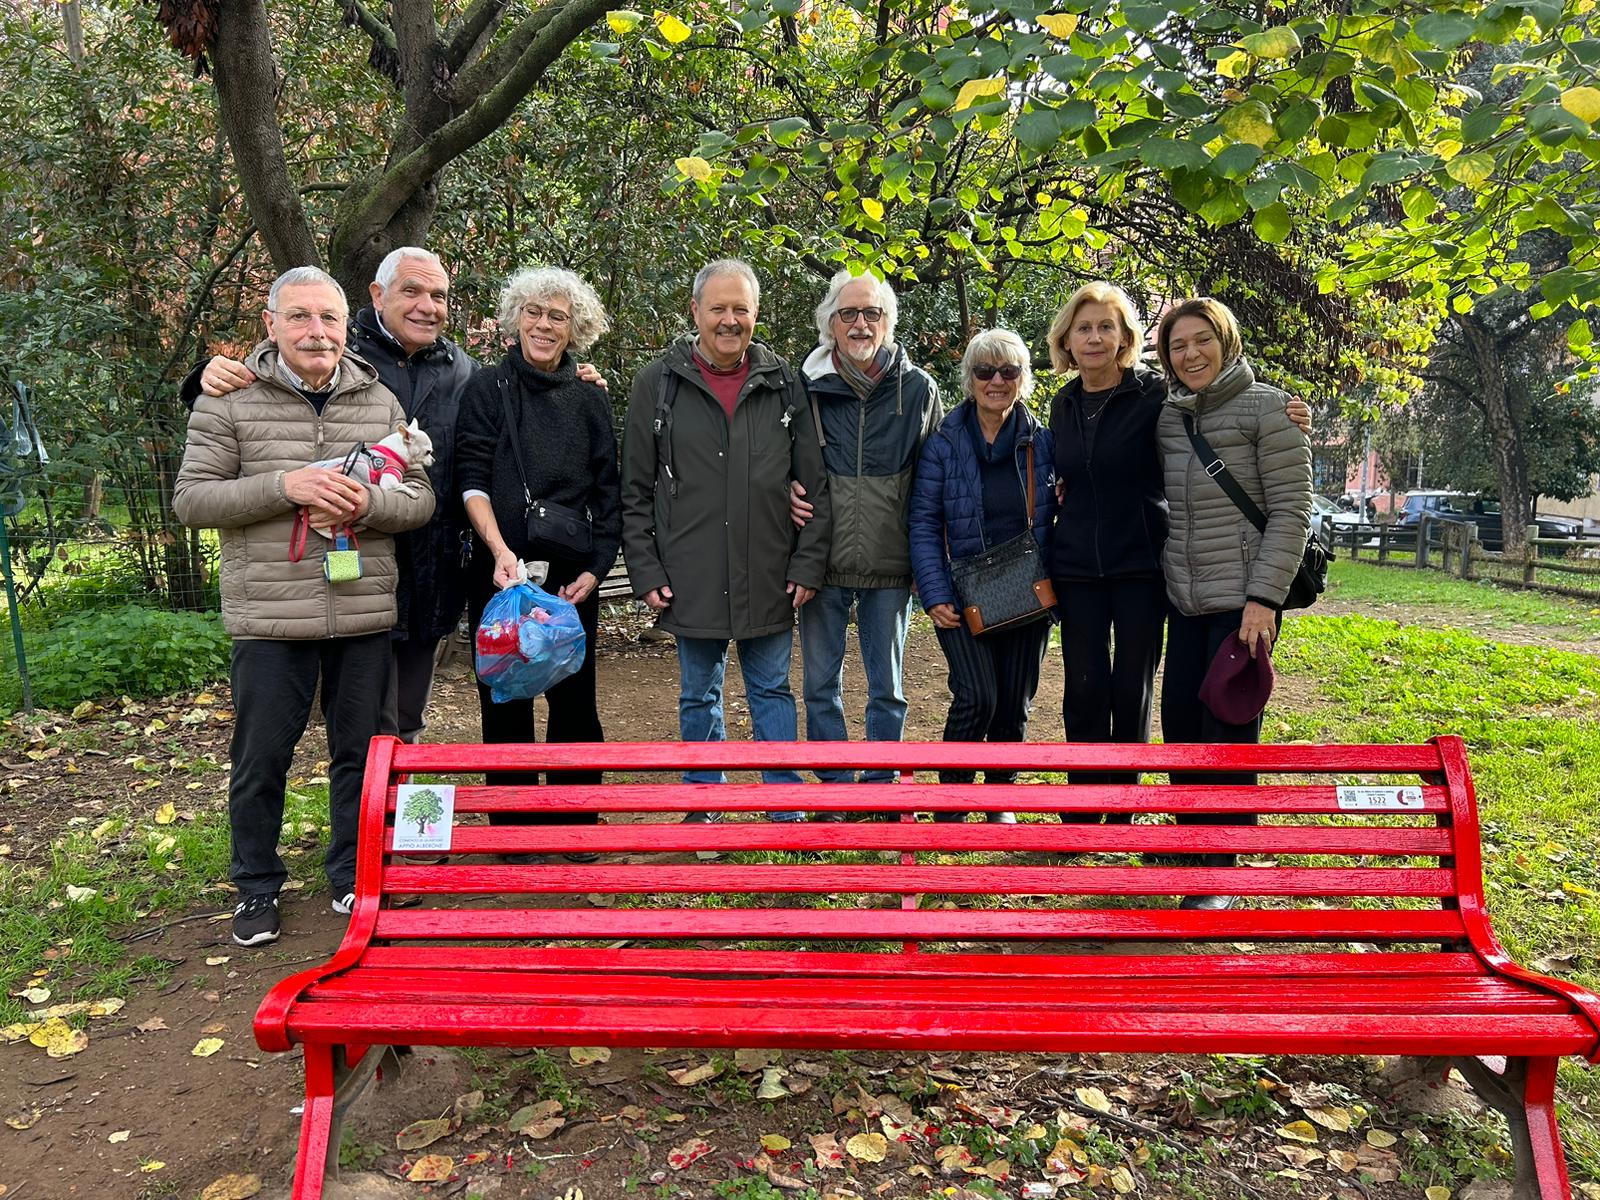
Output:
[0,603,1524,1200]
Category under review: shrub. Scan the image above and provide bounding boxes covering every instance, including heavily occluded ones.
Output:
[10,605,230,709]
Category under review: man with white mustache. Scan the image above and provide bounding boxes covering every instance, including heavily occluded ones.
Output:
[621,259,832,817]
[787,272,941,795]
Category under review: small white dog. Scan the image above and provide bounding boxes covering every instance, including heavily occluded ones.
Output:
[304,419,434,537]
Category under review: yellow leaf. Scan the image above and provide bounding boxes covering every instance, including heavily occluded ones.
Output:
[954,75,1005,112]
[1217,50,1250,79]
[1277,1121,1319,1144]
[654,10,691,44]
[154,802,177,825]
[569,1046,612,1065]
[205,955,230,966]
[0,1021,41,1043]
[29,1018,87,1059]
[71,700,99,719]
[1038,12,1079,38]
[1426,1188,1451,1200]
[1109,1165,1136,1193]
[761,1134,792,1152]
[1021,1123,1049,1140]
[4,1109,40,1130]
[407,1154,455,1183]
[1219,100,1276,147]
[606,9,644,34]
[1305,1105,1352,1132]
[862,197,885,221]
[1366,1128,1398,1147]
[845,1132,888,1162]
[139,1161,166,1173]
[668,1061,721,1086]
[674,156,714,183]
[108,1130,130,1143]
[1328,1148,1360,1172]
[200,1174,264,1200]
[396,1117,455,1150]
[1075,1086,1113,1113]
[1444,152,1495,188]
[1561,86,1600,124]
[191,1037,225,1057]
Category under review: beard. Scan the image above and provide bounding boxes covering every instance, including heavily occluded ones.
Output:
[839,336,879,363]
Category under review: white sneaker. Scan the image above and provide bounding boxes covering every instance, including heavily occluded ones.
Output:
[331,892,356,915]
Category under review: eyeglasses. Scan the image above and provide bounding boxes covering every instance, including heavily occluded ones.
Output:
[272,309,345,330]
[521,304,571,326]
[972,363,1023,381]
[835,306,884,325]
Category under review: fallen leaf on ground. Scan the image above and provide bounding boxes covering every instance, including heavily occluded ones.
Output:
[191,1037,225,1057]
[1277,1121,1318,1143]
[200,1175,263,1200]
[668,1061,721,1086]
[958,1098,1021,1126]
[0,1022,40,1043]
[201,1022,227,1035]
[736,1048,779,1071]
[508,1099,564,1139]
[1365,1128,1398,1147]
[936,1144,977,1174]
[396,1117,455,1150]
[205,956,231,967]
[846,1132,888,1163]
[760,1134,792,1152]
[976,1159,1011,1181]
[140,1161,166,1172]
[757,1066,789,1100]
[1304,1105,1351,1132]
[809,1131,846,1169]
[1075,1086,1113,1113]
[1108,1165,1135,1194]
[790,1060,830,1078]
[666,1136,712,1169]
[569,1046,611,1066]
[4,1109,40,1130]
[15,987,49,1004]
[1276,1146,1325,1167]
[1425,1189,1451,1200]
[1327,1148,1360,1172]
[135,1017,169,1033]
[108,1130,130,1143]
[453,1090,483,1118]
[29,1018,87,1059]
[154,802,177,825]
[406,1154,454,1182]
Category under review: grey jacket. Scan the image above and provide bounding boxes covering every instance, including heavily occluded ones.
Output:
[173,341,435,640]
[1158,357,1312,616]
[620,337,832,640]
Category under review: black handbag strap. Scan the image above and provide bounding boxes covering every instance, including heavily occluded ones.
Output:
[1182,413,1267,534]
[498,378,534,509]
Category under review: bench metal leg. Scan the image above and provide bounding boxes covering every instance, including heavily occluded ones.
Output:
[289,1043,403,1200]
[1452,1055,1571,1199]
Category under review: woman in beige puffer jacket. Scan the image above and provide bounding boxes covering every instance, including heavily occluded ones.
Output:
[1155,297,1312,912]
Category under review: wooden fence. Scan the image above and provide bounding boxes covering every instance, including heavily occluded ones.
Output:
[1327,516,1600,600]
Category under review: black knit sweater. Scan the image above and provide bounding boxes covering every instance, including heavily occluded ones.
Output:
[455,344,622,579]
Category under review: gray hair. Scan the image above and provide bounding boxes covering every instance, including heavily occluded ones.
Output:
[496,266,612,353]
[373,247,445,291]
[812,270,898,349]
[267,266,347,313]
[960,328,1036,400]
[692,258,761,308]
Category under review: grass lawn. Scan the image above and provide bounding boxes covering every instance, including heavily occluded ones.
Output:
[1324,557,1600,636]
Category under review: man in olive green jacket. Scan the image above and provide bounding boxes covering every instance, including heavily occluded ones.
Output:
[173,267,434,947]
[620,259,831,804]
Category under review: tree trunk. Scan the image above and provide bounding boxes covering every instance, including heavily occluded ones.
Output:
[1455,311,1531,556]
[212,0,320,271]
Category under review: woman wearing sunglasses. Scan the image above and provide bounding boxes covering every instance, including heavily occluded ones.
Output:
[908,329,1058,820]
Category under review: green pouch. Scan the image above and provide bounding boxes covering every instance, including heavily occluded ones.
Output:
[324,531,363,584]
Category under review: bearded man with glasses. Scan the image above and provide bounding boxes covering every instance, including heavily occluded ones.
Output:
[174,267,435,947]
[785,271,942,804]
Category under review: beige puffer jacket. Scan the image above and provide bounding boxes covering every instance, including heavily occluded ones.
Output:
[173,342,435,640]
[1158,357,1311,616]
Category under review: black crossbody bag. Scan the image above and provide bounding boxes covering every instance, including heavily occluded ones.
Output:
[498,380,594,560]
[1182,414,1329,611]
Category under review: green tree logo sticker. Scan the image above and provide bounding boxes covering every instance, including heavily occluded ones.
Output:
[401,787,446,837]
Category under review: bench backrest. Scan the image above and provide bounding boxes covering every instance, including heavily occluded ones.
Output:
[338,736,1502,966]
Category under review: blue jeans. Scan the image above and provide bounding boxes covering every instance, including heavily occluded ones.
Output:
[799,585,912,782]
[675,630,803,818]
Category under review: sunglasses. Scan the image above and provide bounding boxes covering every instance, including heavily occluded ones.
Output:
[972,363,1023,381]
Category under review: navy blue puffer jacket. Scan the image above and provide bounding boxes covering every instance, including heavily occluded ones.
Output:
[908,400,1057,612]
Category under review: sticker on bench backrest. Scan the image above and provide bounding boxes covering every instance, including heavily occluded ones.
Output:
[395,783,455,851]
[1336,785,1423,811]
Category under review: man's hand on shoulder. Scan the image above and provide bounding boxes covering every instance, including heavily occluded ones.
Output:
[201,356,257,397]
[1285,397,1312,435]
[577,362,608,390]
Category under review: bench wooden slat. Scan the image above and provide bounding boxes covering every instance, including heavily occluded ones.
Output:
[371,905,1469,943]
[398,782,1452,815]
[381,863,1457,897]
[384,824,1454,857]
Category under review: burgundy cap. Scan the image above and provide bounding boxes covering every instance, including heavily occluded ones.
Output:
[1197,636,1275,725]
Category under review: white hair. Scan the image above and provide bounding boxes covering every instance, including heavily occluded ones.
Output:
[495,265,612,352]
[960,328,1035,400]
[692,258,761,307]
[373,247,445,291]
[812,270,898,349]
[267,266,346,313]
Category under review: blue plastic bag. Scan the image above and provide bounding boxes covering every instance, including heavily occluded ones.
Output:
[474,581,586,703]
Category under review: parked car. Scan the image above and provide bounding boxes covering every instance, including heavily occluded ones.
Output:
[1393,490,1582,553]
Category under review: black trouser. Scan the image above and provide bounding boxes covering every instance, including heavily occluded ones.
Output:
[467,552,602,827]
[1056,576,1167,815]
[932,617,1052,787]
[228,633,392,897]
[380,635,442,744]
[1161,607,1276,861]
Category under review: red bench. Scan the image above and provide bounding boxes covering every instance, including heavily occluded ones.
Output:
[255,736,1600,1200]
